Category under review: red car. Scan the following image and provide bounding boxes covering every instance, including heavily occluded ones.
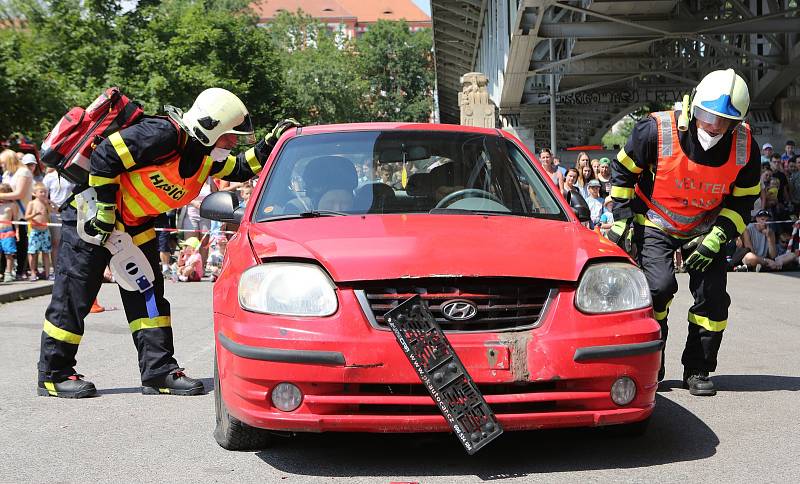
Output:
[202,123,661,450]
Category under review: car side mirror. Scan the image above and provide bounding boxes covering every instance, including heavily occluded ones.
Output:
[568,189,591,223]
[200,191,242,224]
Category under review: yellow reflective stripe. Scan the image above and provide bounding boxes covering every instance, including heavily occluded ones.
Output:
[610,186,635,199]
[719,208,746,234]
[129,173,172,213]
[129,316,171,333]
[245,147,261,174]
[88,174,120,187]
[215,155,238,179]
[43,320,82,345]
[120,187,147,218]
[688,312,727,332]
[732,184,760,197]
[199,156,215,182]
[132,228,156,246]
[617,149,643,174]
[44,382,57,396]
[653,299,673,321]
[158,388,170,394]
[109,132,136,169]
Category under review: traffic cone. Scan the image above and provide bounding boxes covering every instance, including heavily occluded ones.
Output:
[90,299,105,313]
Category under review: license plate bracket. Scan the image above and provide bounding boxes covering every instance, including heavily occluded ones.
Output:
[384,295,503,455]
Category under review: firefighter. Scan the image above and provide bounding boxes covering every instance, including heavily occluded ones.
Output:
[608,69,760,396]
[37,88,299,398]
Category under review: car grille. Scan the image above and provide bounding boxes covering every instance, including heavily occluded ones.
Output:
[353,278,555,332]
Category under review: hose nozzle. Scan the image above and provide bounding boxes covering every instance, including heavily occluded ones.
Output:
[678,94,690,132]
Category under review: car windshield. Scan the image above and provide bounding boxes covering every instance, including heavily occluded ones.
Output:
[253,130,566,222]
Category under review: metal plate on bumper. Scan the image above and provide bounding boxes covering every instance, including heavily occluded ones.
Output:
[384,295,503,455]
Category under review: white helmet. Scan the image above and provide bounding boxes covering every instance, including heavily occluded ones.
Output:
[173,88,255,146]
[691,69,750,129]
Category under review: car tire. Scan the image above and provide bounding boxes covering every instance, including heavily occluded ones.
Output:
[602,416,651,438]
[213,353,273,451]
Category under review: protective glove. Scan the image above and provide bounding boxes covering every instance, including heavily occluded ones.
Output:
[265,118,300,145]
[607,218,631,248]
[684,226,727,272]
[83,201,116,245]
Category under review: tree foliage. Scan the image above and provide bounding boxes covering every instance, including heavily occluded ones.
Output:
[0,3,435,142]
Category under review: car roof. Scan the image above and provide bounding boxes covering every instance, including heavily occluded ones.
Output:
[296,122,503,137]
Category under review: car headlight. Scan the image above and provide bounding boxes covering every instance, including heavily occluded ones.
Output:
[575,262,651,314]
[238,262,338,316]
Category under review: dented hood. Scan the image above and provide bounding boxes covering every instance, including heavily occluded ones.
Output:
[247,214,625,283]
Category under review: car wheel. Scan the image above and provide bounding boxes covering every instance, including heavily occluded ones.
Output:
[602,416,651,438]
[213,353,273,450]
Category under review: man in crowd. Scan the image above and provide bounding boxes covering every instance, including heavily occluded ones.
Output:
[608,69,760,396]
[781,140,796,167]
[37,87,299,398]
[740,209,798,271]
[761,142,773,163]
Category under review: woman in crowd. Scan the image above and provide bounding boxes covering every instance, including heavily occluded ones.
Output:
[562,168,584,205]
[0,149,33,279]
[577,163,596,200]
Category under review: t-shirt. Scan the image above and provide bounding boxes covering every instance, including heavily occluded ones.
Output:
[790,171,800,204]
[1,167,33,217]
[186,252,203,280]
[745,223,770,258]
[42,171,75,207]
[586,196,604,227]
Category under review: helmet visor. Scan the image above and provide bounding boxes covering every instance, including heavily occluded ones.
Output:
[693,107,738,133]
[227,113,256,144]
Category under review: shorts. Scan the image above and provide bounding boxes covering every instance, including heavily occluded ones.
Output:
[28,229,52,254]
[0,229,16,255]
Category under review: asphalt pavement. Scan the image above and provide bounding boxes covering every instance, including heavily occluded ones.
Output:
[1,273,798,483]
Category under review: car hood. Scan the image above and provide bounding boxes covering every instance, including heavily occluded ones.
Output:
[247,214,625,283]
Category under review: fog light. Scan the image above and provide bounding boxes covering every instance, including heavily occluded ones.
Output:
[610,377,636,406]
[271,383,303,412]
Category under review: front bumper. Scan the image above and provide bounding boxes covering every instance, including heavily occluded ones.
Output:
[215,287,661,433]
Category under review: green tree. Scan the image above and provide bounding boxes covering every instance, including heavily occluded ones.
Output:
[0,0,284,140]
[267,10,367,125]
[356,20,433,122]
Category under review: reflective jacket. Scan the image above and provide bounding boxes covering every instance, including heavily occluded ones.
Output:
[611,110,761,240]
[84,117,275,226]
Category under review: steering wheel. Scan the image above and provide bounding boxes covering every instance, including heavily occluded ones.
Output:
[434,188,503,209]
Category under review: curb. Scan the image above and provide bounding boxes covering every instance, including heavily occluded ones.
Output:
[0,282,54,304]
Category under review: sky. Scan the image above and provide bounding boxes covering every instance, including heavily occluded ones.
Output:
[413,0,432,15]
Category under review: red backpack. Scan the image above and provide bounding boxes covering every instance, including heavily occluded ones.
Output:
[40,87,144,185]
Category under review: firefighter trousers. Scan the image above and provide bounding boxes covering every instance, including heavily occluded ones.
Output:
[37,214,178,383]
[633,224,728,373]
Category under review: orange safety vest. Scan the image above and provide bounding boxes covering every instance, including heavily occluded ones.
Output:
[116,124,216,226]
[634,111,751,237]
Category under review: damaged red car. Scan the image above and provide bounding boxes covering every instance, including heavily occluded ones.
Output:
[202,123,661,450]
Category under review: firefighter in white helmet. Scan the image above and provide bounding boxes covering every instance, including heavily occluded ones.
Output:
[607,69,760,396]
[37,88,299,398]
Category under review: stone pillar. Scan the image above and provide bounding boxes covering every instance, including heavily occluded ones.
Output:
[459,72,496,128]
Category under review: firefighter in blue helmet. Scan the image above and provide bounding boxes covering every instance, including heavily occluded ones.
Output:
[608,70,760,396]
[37,88,299,398]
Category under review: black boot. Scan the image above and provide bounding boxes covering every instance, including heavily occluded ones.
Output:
[142,368,204,396]
[37,374,97,398]
[683,369,716,396]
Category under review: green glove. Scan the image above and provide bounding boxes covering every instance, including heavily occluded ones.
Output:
[265,118,300,145]
[84,201,116,245]
[607,218,630,247]
[685,226,727,272]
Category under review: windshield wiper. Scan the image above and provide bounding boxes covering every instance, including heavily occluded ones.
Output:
[428,208,505,216]
[264,210,350,221]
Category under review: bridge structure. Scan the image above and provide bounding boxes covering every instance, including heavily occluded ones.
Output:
[431,0,800,154]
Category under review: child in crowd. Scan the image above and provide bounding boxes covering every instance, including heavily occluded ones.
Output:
[174,236,204,282]
[238,183,253,208]
[24,182,52,281]
[0,183,20,282]
[207,231,228,282]
[584,179,605,229]
[598,196,615,235]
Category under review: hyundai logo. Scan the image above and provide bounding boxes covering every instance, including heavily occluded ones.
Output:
[441,299,478,321]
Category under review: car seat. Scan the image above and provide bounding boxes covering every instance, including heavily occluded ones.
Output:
[353,182,396,213]
[302,155,358,208]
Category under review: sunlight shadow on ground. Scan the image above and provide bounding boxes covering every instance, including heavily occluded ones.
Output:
[254,395,718,480]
